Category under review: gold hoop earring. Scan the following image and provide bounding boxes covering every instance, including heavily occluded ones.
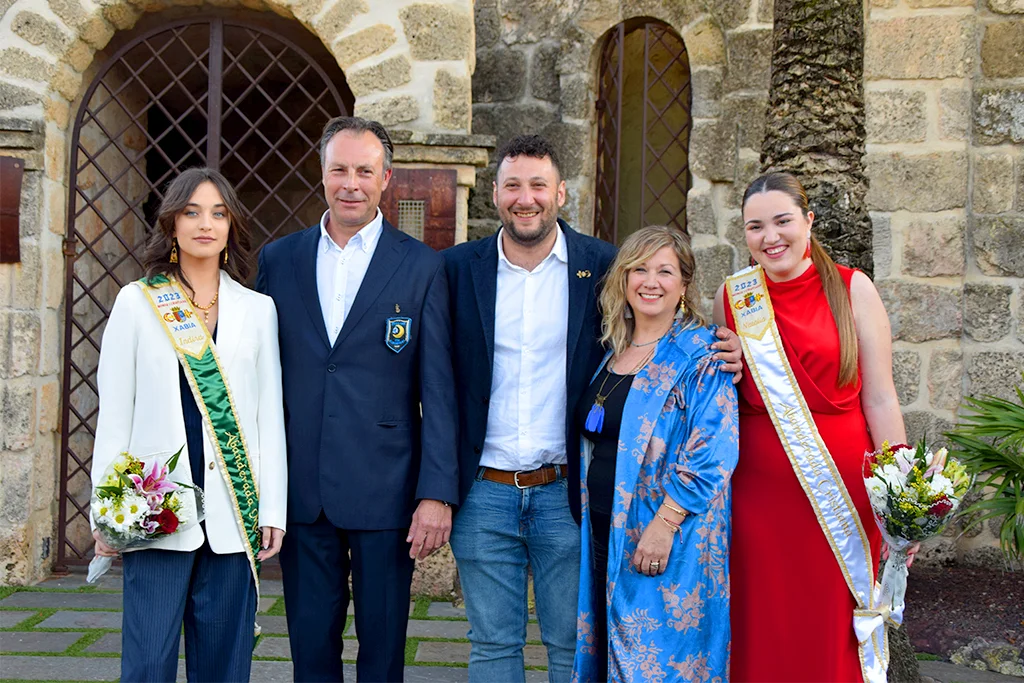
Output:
[170,239,178,264]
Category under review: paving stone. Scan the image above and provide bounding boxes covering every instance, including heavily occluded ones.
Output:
[416,641,548,667]
[1,591,124,609]
[174,658,319,682]
[254,635,359,660]
[39,572,123,591]
[0,610,36,627]
[260,579,284,596]
[919,659,1023,682]
[0,631,84,653]
[257,615,289,635]
[0,655,121,680]
[427,602,467,618]
[36,610,122,629]
[257,596,276,614]
[347,618,469,640]
[84,631,185,654]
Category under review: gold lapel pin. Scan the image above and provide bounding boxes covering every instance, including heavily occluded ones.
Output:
[576,270,591,279]
[395,304,401,313]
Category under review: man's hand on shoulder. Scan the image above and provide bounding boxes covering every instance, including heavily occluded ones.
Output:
[710,326,744,385]
[407,499,452,560]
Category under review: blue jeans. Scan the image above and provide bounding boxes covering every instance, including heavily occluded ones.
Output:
[450,469,581,683]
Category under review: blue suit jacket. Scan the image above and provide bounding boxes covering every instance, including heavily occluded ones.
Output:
[256,220,458,530]
[443,220,617,523]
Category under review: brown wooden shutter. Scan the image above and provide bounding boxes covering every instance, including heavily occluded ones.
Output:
[381,168,457,251]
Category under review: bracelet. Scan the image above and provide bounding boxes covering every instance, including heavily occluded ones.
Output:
[661,502,687,518]
[656,513,680,532]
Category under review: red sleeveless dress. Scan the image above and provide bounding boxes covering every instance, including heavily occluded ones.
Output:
[725,263,881,683]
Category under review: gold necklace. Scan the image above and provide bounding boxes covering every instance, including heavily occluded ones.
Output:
[584,346,656,434]
[189,289,218,324]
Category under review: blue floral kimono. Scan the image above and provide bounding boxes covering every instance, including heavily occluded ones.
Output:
[572,323,739,683]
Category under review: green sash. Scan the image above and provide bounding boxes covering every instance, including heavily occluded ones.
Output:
[135,275,261,590]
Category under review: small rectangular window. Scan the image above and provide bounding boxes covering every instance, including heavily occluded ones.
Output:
[397,199,425,241]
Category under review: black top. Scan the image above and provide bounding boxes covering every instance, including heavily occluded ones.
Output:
[576,361,635,530]
[179,326,216,490]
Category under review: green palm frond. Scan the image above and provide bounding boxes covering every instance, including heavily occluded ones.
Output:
[945,373,1024,564]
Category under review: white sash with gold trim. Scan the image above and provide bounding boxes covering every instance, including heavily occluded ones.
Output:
[726,265,888,683]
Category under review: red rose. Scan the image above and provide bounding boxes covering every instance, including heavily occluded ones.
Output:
[156,508,179,534]
[929,496,953,517]
[889,443,911,453]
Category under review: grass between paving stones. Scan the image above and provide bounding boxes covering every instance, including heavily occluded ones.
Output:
[0,679,105,683]
[263,597,285,616]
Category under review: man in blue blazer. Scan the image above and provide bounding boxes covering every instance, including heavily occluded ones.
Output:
[256,116,458,682]
[442,135,617,682]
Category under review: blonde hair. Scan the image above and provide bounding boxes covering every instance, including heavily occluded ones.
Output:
[742,172,858,387]
[599,225,706,357]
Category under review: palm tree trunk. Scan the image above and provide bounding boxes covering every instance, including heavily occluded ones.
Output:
[762,1,917,680]
[761,0,874,276]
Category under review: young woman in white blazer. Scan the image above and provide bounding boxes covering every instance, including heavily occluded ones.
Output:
[90,168,286,682]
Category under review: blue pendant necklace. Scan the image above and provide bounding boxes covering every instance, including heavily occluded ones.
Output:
[584,344,657,434]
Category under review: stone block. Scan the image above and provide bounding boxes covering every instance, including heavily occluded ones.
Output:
[1018,159,1024,212]
[0,611,35,628]
[893,350,921,406]
[939,88,970,142]
[694,245,735,303]
[687,187,715,236]
[79,16,114,50]
[51,63,83,102]
[472,49,527,104]
[865,16,972,80]
[0,450,34,523]
[1,591,123,609]
[346,55,411,97]
[498,0,573,44]
[0,655,120,680]
[690,120,736,182]
[434,70,471,132]
[102,3,140,31]
[0,49,55,84]
[710,0,753,30]
[682,18,725,68]
[878,281,962,343]
[559,76,590,120]
[475,3,500,49]
[982,20,1024,79]
[0,82,44,111]
[331,24,396,70]
[468,218,498,240]
[903,410,954,449]
[989,0,1024,12]
[19,170,42,236]
[721,93,767,151]
[865,90,927,144]
[530,43,561,103]
[914,535,957,567]
[1,382,37,450]
[725,28,773,92]
[400,4,472,61]
[12,12,73,56]
[44,95,69,128]
[540,120,589,179]
[427,601,467,618]
[928,349,962,411]
[864,152,968,212]
[967,352,1024,402]
[964,283,1013,342]
[974,88,1024,145]
[313,0,367,41]
[471,103,559,147]
[411,544,457,597]
[63,40,94,73]
[691,68,722,119]
[8,311,41,378]
[973,216,1024,277]
[901,215,965,278]
[907,0,973,5]
[353,96,419,127]
[974,152,1015,214]
[871,214,892,280]
[48,0,88,29]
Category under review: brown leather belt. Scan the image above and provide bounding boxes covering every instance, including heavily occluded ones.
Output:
[480,464,566,489]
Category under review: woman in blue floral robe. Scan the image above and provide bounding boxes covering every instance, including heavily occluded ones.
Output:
[572,226,739,683]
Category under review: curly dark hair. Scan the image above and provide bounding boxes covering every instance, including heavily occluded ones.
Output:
[140,167,252,291]
[494,134,562,180]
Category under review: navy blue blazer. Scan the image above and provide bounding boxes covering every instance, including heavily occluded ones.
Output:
[443,220,617,523]
[256,219,459,530]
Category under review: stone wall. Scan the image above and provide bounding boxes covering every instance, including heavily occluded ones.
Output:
[864,0,1023,568]
[0,0,479,585]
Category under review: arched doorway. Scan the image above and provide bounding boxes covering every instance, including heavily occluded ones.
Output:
[56,15,351,569]
[594,19,692,245]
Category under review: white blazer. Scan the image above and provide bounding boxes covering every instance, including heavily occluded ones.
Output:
[91,271,287,554]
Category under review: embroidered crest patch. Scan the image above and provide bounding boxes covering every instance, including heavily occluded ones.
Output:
[385,317,412,353]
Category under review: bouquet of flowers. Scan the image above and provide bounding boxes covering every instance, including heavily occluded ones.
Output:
[88,446,203,582]
[863,441,971,621]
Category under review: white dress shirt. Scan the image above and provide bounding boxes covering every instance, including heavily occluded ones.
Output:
[480,227,570,472]
[316,209,384,345]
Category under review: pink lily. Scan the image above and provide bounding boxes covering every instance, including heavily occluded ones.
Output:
[131,460,178,497]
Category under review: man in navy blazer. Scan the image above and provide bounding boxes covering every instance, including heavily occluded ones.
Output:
[256,117,458,682]
[442,135,617,682]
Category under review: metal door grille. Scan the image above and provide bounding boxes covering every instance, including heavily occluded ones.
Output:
[57,17,347,569]
[594,20,692,244]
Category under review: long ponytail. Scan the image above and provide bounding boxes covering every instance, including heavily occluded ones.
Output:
[743,172,859,387]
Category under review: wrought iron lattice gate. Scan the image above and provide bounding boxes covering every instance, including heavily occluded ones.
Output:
[595,20,692,244]
[57,16,347,569]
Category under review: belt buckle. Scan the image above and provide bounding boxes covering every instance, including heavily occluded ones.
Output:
[513,470,528,489]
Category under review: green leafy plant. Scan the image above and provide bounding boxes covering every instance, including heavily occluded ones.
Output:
[945,374,1024,565]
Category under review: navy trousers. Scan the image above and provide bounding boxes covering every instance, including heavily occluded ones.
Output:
[281,513,414,682]
[121,540,256,683]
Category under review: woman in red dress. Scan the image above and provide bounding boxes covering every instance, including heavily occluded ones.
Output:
[714,172,908,682]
